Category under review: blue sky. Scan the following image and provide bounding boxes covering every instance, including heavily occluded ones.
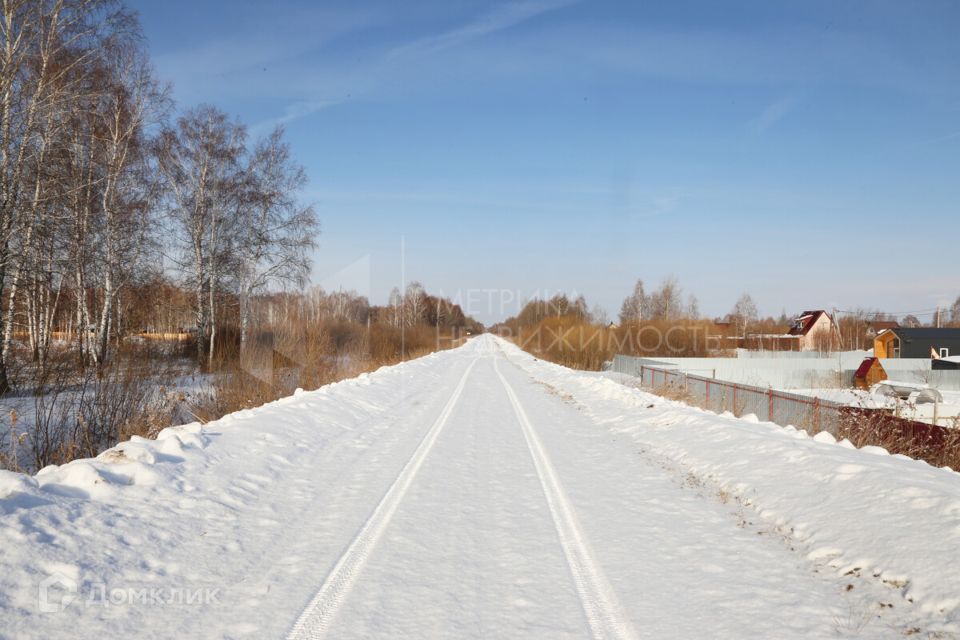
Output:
[129,0,960,324]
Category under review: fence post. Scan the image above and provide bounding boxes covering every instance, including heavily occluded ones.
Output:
[814,397,821,433]
[705,380,710,409]
[768,389,773,422]
[733,383,738,417]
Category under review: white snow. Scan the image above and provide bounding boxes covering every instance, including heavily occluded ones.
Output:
[787,387,894,408]
[502,341,960,621]
[0,335,958,638]
[0,369,215,471]
[785,387,960,425]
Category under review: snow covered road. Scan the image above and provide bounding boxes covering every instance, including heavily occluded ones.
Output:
[1,335,958,638]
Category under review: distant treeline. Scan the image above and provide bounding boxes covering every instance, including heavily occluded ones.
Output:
[493,278,960,369]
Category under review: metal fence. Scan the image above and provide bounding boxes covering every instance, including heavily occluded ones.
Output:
[609,353,948,390]
[614,355,844,435]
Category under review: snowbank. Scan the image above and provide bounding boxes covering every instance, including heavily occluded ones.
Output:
[500,340,960,618]
[0,349,463,638]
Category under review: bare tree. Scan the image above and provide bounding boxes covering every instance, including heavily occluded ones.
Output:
[403,281,426,327]
[618,279,646,324]
[4,6,158,374]
[901,314,922,329]
[387,287,402,328]
[156,105,245,367]
[729,293,758,338]
[648,277,682,321]
[85,25,167,366]
[235,126,317,349]
[0,0,119,390]
[590,303,609,326]
[686,293,700,320]
[572,294,588,320]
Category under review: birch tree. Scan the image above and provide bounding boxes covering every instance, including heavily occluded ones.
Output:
[648,277,682,321]
[235,126,317,349]
[618,279,646,325]
[0,0,118,390]
[729,293,758,338]
[156,105,244,367]
[85,31,166,365]
[387,287,402,328]
[403,281,426,327]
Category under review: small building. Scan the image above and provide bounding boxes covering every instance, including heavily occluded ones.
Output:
[933,356,960,371]
[787,310,839,352]
[853,357,887,389]
[874,328,960,359]
[864,320,899,338]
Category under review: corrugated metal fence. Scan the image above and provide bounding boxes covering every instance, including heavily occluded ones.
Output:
[613,354,844,435]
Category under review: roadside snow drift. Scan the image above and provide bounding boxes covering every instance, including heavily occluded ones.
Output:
[499,340,960,618]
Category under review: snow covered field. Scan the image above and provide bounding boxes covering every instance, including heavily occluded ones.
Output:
[1,335,958,638]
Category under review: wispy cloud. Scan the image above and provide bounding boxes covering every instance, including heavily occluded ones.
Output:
[747,96,797,133]
[567,25,946,96]
[249,1,577,132]
[388,0,577,59]
[919,130,960,144]
[150,6,377,105]
[251,100,339,137]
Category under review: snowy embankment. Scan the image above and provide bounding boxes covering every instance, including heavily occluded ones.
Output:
[501,340,960,618]
[0,350,464,639]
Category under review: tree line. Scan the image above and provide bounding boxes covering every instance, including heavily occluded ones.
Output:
[619,279,960,349]
[495,279,960,368]
[0,0,319,391]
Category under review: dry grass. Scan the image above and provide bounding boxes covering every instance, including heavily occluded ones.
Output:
[191,321,463,426]
[505,317,719,372]
[836,408,960,471]
[508,317,614,370]
[2,351,184,470]
[613,320,716,357]
[1,320,465,471]
[653,382,695,404]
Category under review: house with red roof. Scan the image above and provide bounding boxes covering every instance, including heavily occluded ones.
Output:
[787,310,840,352]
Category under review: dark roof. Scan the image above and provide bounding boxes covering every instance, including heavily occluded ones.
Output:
[867,320,899,331]
[787,310,828,336]
[854,357,878,378]
[887,328,960,340]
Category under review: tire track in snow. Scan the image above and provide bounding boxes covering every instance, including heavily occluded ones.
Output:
[494,355,638,640]
[286,357,479,640]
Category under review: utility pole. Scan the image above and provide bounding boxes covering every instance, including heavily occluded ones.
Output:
[832,307,843,351]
